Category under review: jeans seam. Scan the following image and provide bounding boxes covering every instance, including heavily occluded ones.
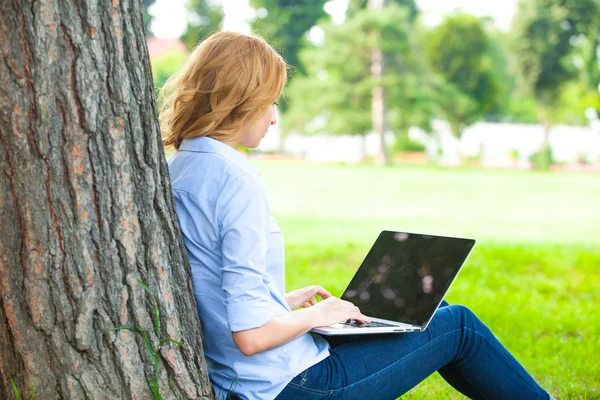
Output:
[299,369,308,385]
[330,326,542,396]
[287,381,334,396]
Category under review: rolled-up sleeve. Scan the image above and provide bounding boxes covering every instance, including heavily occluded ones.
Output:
[218,173,272,332]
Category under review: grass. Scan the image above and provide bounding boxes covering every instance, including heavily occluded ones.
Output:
[257,161,600,246]
[252,160,600,399]
[8,377,34,400]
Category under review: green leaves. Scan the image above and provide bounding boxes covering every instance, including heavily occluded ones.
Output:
[422,13,501,137]
[509,0,599,167]
[285,3,416,140]
[180,0,224,49]
[511,0,599,106]
[250,0,330,79]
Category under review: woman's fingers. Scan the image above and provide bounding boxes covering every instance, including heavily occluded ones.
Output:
[300,296,319,308]
[295,285,332,305]
[354,313,372,323]
[313,285,332,299]
[345,302,371,323]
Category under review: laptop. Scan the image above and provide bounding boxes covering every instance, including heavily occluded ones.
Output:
[310,230,476,335]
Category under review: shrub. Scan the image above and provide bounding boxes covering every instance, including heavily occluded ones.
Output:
[151,51,188,93]
[529,144,554,170]
[392,135,426,153]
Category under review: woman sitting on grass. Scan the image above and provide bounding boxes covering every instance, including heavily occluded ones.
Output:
[160,31,553,400]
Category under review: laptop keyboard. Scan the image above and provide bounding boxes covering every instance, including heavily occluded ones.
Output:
[342,320,397,328]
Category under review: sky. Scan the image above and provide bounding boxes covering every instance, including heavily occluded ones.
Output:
[150,0,519,39]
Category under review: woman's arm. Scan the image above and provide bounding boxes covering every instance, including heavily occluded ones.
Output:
[218,179,369,356]
[232,297,370,356]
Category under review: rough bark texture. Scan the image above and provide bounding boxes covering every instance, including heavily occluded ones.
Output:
[0,0,213,398]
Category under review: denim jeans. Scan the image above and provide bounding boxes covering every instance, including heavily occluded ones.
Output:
[275,302,551,400]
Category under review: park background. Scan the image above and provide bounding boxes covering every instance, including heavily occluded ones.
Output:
[149,0,598,398]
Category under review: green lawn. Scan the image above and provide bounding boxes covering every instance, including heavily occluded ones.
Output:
[253,160,600,399]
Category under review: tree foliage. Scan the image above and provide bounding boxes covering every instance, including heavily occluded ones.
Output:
[422,13,501,137]
[347,0,418,21]
[180,0,224,49]
[510,0,599,167]
[285,4,433,143]
[250,0,329,78]
[511,0,598,108]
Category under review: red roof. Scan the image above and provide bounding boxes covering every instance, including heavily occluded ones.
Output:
[146,37,187,58]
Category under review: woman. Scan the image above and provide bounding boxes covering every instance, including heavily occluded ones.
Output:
[161,31,552,400]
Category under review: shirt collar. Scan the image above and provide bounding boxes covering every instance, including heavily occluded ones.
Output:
[179,136,259,177]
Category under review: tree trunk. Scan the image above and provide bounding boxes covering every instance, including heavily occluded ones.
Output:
[0,1,212,399]
[536,105,553,170]
[449,122,464,165]
[368,0,389,165]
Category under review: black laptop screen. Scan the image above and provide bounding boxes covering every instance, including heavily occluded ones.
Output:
[341,231,475,327]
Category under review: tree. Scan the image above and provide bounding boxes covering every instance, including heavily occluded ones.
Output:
[572,11,600,120]
[423,13,501,138]
[349,0,420,165]
[248,0,329,153]
[0,1,212,398]
[347,0,418,21]
[283,20,374,154]
[511,0,599,168]
[284,4,419,162]
[250,0,329,81]
[180,0,224,50]
[369,0,387,164]
[382,6,438,157]
[583,29,600,104]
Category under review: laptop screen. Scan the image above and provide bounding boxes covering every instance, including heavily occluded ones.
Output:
[341,231,475,327]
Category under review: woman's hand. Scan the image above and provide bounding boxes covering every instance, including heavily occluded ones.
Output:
[309,297,371,327]
[285,285,332,310]
[232,292,370,356]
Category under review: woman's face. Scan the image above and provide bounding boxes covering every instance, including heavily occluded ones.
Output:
[239,104,277,148]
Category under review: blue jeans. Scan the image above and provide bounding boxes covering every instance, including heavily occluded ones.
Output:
[276,302,551,400]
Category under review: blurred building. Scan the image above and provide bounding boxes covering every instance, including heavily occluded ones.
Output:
[146,37,187,58]
[259,120,600,168]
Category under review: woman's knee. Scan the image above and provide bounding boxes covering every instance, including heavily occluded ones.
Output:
[448,304,474,316]
[446,304,495,339]
[435,304,481,331]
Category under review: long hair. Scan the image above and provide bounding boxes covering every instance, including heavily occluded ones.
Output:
[159,31,288,150]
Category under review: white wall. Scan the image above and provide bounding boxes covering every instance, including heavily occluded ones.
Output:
[258,119,600,166]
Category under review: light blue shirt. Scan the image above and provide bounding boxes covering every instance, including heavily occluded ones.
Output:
[168,136,330,400]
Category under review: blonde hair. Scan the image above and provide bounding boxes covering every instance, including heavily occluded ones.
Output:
[159,31,288,150]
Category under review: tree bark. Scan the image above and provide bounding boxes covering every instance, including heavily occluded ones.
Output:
[0,0,212,398]
[368,0,389,165]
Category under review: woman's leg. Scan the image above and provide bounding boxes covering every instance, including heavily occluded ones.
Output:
[323,300,485,398]
[277,304,550,400]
